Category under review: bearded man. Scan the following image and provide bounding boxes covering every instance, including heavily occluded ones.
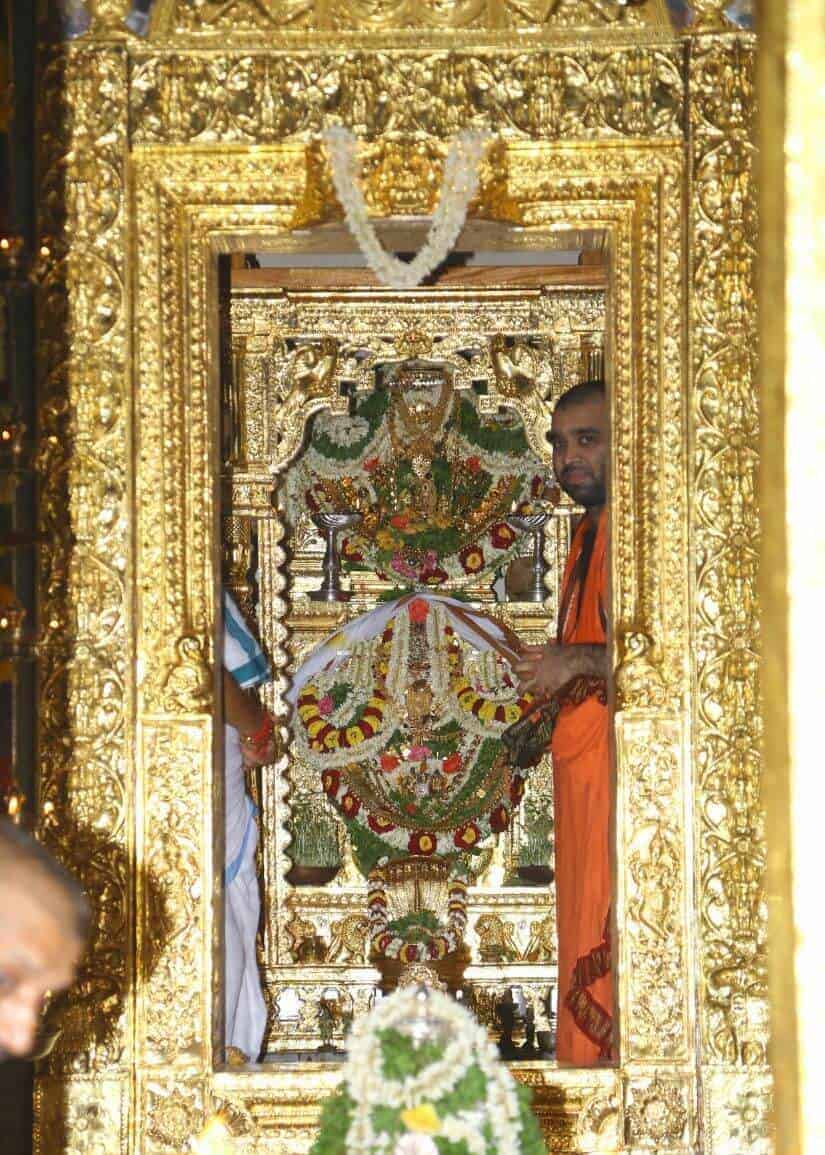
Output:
[515,380,613,1065]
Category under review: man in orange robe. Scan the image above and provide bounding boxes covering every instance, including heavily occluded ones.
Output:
[515,380,612,1065]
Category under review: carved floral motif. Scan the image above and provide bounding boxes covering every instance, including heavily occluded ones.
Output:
[129,50,684,145]
[689,34,767,1069]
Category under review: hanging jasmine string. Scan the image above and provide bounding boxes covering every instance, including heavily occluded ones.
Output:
[322,125,493,290]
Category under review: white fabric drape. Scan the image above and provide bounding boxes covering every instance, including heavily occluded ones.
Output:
[222,592,270,1060]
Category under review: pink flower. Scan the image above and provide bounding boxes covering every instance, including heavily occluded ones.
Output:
[391,554,418,580]
[317,695,334,716]
[409,745,432,761]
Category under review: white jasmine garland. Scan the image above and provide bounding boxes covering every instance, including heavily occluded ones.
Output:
[316,413,371,448]
[342,987,525,1155]
[324,125,493,290]
[426,604,452,699]
[385,608,410,699]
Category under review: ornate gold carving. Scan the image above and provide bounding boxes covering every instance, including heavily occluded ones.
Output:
[144,1081,206,1149]
[474,913,520,962]
[286,912,330,963]
[614,630,666,711]
[158,0,673,34]
[139,721,212,1065]
[689,34,766,1068]
[34,1077,127,1155]
[129,50,684,146]
[154,635,213,714]
[702,1068,773,1155]
[524,913,557,962]
[625,1075,689,1147]
[618,720,689,1060]
[489,333,549,397]
[576,1090,620,1149]
[35,48,132,1155]
[222,514,255,617]
[35,14,767,1155]
[328,914,370,963]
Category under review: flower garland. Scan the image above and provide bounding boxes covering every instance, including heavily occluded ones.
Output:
[368,865,468,963]
[309,986,545,1155]
[323,125,492,291]
[292,597,535,871]
[297,684,395,764]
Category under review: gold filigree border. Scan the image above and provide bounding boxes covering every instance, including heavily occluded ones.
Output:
[33,27,768,1155]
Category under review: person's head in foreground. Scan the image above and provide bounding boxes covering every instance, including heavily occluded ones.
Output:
[0,818,89,1058]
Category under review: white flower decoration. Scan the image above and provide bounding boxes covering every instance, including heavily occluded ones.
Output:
[324,125,492,291]
[317,414,371,448]
[394,1135,439,1155]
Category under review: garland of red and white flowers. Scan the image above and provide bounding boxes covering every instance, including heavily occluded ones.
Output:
[367,865,469,963]
[292,599,534,861]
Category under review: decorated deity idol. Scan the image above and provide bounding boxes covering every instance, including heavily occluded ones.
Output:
[288,594,540,970]
[288,358,546,587]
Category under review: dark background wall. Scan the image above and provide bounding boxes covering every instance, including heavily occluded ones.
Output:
[0,2,38,1151]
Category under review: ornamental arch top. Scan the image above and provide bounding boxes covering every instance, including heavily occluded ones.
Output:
[34,2,766,1153]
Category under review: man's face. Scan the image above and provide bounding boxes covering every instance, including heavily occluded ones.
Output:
[549,395,608,510]
[0,874,82,1058]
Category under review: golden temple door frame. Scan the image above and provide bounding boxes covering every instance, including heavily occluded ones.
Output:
[34,14,764,1155]
[226,270,604,1051]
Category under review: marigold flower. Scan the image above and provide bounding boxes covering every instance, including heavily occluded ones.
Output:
[408,830,437,855]
[408,597,430,623]
[400,1104,442,1135]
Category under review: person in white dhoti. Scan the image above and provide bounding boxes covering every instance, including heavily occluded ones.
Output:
[222,592,276,1062]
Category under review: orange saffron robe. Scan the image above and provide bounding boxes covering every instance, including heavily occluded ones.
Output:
[551,507,612,1064]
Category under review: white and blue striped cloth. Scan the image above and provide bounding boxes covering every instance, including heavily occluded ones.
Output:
[222,590,271,1059]
[223,591,271,690]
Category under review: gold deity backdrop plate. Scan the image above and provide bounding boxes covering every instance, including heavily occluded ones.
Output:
[33,7,766,1155]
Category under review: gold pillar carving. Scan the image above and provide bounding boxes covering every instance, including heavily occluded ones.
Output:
[687,25,772,1151]
[35,43,132,1155]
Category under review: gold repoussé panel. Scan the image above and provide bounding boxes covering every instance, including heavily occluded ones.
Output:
[33,4,767,1153]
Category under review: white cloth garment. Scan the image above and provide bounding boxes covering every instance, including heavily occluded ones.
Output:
[222,592,270,1059]
[285,591,518,706]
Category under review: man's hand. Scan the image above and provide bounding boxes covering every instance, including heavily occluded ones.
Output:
[513,642,572,698]
[240,723,279,768]
[513,641,608,697]
[223,670,278,766]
